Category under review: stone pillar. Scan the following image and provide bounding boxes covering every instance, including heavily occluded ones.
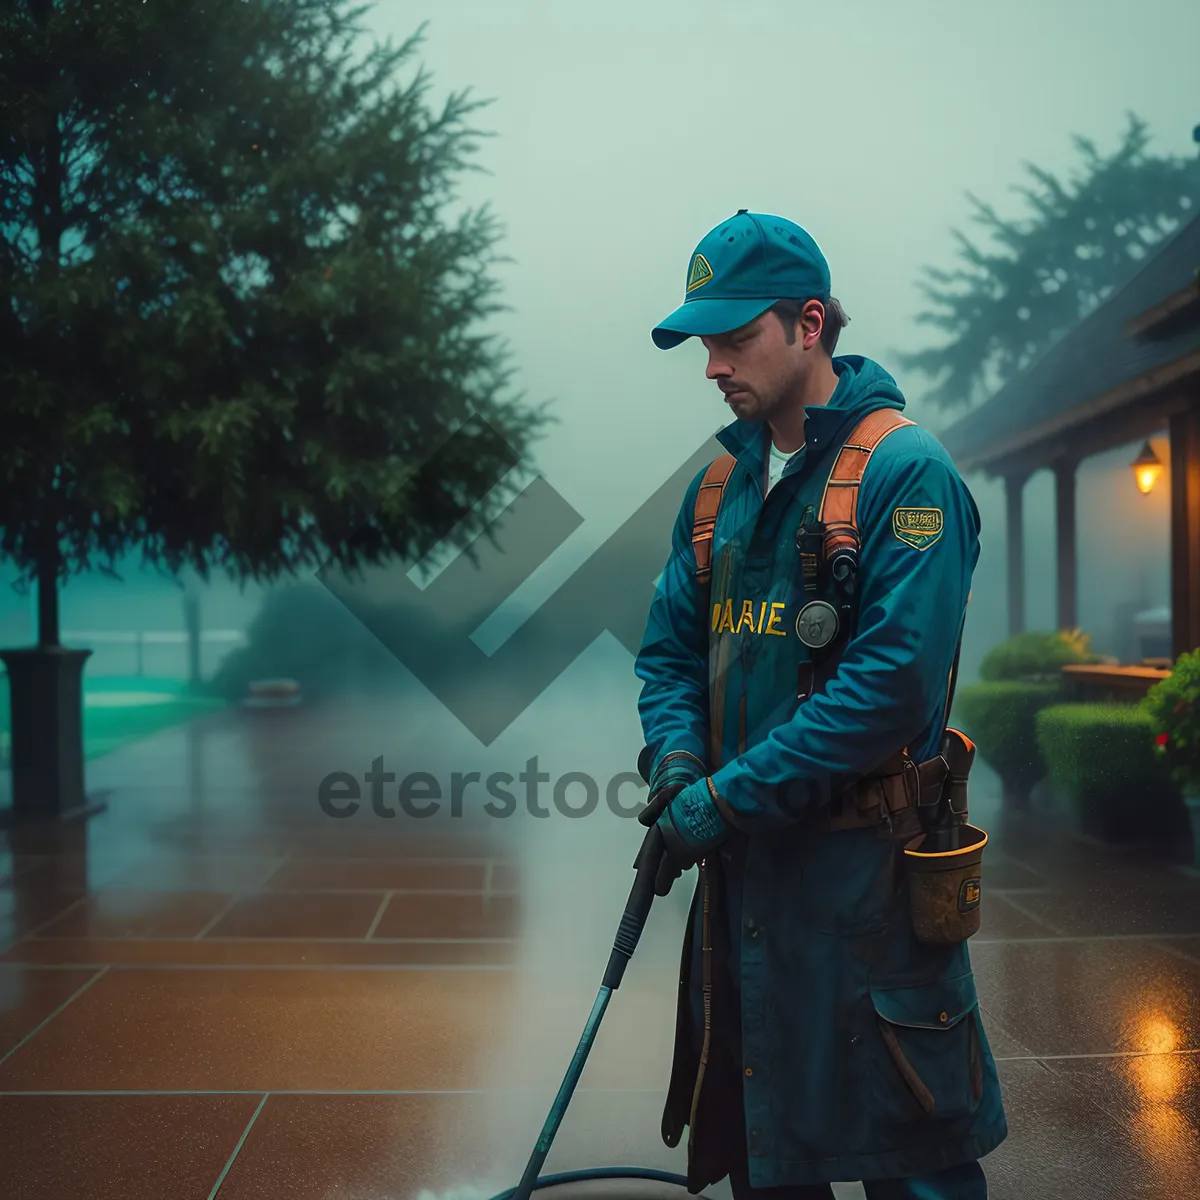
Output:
[1170,406,1200,660]
[1004,472,1029,635]
[1054,459,1079,631]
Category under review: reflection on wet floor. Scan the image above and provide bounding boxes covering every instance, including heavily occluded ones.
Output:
[1,679,1199,1198]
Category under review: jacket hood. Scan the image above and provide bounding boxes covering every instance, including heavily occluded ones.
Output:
[715,355,907,471]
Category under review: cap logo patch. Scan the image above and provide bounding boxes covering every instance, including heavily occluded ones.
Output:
[892,507,944,551]
[686,252,714,293]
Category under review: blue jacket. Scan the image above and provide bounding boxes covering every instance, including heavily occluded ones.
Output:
[634,356,1007,1188]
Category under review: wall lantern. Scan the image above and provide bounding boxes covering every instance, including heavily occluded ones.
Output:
[1131,440,1164,495]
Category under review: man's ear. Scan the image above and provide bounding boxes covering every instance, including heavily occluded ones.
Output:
[800,299,826,350]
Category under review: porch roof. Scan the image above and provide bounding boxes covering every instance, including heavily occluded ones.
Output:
[938,210,1200,476]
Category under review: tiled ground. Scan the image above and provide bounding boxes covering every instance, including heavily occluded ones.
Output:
[1,693,1199,1198]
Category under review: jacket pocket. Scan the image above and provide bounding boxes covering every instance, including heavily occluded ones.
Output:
[866,972,983,1126]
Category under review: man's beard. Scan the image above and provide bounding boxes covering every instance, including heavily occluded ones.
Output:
[739,388,786,423]
[746,369,807,422]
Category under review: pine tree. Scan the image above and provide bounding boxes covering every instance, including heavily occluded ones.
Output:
[0,1,546,817]
[898,113,1200,412]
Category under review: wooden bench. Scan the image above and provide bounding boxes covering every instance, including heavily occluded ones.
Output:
[1060,663,1171,703]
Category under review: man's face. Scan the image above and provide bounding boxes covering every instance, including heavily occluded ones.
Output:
[699,302,825,422]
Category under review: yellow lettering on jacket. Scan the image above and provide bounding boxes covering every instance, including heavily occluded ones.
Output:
[711,598,790,637]
[717,599,736,633]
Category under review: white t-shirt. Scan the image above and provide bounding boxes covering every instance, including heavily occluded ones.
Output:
[766,439,799,494]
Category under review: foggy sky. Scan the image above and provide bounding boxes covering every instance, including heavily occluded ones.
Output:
[2,0,1197,686]
[396,0,1195,682]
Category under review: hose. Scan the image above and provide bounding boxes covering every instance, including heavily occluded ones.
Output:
[488,1165,693,1198]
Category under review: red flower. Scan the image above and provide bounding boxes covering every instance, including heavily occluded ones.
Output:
[1156,732,1170,746]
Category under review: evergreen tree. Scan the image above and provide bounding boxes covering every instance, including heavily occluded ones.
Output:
[0,1,545,815]
[899,113,1200,412]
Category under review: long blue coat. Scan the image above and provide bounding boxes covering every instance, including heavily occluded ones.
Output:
[634,356,1008,1189]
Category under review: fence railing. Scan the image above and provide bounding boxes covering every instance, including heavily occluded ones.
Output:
[57,629,248,677]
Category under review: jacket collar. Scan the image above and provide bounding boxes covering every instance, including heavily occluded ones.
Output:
[714,362,886,485]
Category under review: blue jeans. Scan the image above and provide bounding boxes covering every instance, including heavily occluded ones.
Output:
[729,1160,988,1199]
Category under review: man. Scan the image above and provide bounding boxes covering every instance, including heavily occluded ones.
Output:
[633,211,1007,1198]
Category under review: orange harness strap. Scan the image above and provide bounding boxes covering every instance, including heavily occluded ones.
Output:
[691,453,737,585]
[817,408,916,559]
[691,408,916,587]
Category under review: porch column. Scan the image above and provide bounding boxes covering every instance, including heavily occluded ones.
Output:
[1169,405,1200,659]
[1004,472,1029,635]
[1054,458,1079,630]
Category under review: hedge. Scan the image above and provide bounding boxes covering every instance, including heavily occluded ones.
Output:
[952,681,1062,806]
[979,629,1101,683]
[1035,702,1186,843]
[208,582,378,701]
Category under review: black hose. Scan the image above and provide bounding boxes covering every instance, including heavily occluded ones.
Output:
[489,1165,693,1198]
[602,826,663,990]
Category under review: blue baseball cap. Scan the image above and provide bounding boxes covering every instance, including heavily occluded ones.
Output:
[651,210,831,350]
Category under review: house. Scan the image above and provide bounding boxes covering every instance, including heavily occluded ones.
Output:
[939,208,1200,673]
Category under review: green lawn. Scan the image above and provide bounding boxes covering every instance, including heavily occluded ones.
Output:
[0,673,227,762]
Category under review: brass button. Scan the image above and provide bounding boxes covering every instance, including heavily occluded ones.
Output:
[939,1011,949,1023]
[745,1067,754,1077]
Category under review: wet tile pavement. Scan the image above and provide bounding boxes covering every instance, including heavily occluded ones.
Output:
[0,694,1198,1198]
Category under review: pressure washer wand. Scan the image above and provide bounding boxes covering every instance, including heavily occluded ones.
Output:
[506,826,664,1200]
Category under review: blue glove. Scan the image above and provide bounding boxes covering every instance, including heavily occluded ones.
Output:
[654,776,730,893]
[638,749,707,827]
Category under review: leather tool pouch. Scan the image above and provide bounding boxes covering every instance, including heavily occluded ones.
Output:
[902,729,987,946]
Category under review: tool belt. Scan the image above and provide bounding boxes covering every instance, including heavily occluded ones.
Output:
[802,729,987,946]
[804,740,968,842]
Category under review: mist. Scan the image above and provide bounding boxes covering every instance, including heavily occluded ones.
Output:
[2,0,1195,747]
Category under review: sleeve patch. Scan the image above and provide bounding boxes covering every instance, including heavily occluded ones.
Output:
[892,506,944,551]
